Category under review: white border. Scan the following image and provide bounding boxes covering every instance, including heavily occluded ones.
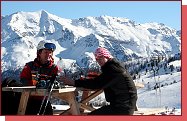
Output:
[0,116,5,121]
[182,0,187,5]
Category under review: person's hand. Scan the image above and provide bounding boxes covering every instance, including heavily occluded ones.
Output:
[60,76,75,86]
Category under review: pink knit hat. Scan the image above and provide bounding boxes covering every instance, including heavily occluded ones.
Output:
[94,47,113,59]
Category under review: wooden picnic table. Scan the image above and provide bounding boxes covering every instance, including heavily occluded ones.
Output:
[2,86,80,115]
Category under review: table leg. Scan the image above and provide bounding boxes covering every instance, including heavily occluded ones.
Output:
[67,92,80,115]
[17,91,30,115]
[56,91,80,115]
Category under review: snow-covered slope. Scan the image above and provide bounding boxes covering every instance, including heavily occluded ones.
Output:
[1,10,181,72]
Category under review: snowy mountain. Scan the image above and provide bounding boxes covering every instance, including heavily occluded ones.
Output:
[1,10,181,73]
[1,10,181,115]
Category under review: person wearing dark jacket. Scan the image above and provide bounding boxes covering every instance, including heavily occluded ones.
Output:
[62,47,137,115]
[20,40,58,115]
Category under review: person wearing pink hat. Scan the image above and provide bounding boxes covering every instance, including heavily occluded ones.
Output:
[63,47,137,115]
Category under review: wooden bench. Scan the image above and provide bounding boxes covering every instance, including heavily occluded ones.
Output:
[78,82,145,114]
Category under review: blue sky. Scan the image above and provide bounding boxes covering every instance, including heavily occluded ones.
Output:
[2,1,181,30]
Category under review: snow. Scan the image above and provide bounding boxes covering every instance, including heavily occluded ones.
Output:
[136,60,181,110]
[169,60,181,67]
[138,79,181,108]
[57,59,76,72]
[52,104,70,111]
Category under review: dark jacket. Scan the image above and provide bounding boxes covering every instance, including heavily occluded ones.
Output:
[75,58,137,110]
[19,58,58,115]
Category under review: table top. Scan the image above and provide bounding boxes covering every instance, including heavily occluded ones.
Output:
[2,81,144,93]
[2,86,76,93]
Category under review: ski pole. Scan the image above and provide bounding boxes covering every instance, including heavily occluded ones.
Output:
[37,87,48,115]
[41,80,55,115]
[36,74,50,115]
[40,75,56,115]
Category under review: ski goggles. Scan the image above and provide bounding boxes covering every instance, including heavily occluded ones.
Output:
[44,43,56,51]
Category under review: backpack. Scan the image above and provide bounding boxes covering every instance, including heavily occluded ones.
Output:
[2,77,23,87]
[1,78,22,115]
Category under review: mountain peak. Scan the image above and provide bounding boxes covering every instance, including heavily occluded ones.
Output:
[40,9,50,16]
[1,10,181,71]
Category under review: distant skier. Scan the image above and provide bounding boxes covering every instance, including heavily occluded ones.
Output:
[147,82,151,91]
[62,47,137,115]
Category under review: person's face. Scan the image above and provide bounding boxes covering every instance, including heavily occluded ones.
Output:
[39,49,53,63]
[96,56,108,66]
